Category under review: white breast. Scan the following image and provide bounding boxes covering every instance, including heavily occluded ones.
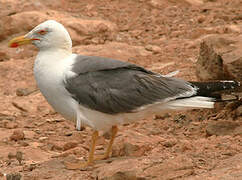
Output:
[34,50,79,122]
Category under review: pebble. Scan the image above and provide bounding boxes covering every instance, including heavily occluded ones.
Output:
[39,137,48,141]
[63,142,78,151]
[16,151,23,164]
[145,45,162,54]
[235,105,242,117]
[16,88,34,96]
[10,129,25,141]
[163,139,177,148]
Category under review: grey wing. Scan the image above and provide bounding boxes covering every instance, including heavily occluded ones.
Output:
[64,56,196,114]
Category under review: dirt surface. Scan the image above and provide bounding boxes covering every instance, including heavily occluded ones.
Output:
[0,0,242,179]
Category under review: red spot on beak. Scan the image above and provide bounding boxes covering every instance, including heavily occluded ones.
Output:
[10,42,19,48]
[31,38,40,41]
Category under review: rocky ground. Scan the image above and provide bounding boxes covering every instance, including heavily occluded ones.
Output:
[0,0,241,179]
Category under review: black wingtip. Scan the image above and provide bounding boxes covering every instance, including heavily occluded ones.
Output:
[189,80,241,100]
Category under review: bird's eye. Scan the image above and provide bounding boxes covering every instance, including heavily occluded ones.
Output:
[37,30,47,35]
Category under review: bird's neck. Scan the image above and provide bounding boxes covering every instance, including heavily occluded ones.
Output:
[35,48,72,72]
[38,48,72,58]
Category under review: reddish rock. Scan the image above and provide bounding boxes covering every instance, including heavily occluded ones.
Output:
[10,129,25,141]
[64,18,117,46]
[63,141,78,151]
[48,141,64,151]
[163,139,177,148]
[0,10,117,46]
[196,35,242,82]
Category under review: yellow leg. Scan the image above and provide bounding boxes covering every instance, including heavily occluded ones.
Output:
[64,130,99,170]
[95,126,118,160]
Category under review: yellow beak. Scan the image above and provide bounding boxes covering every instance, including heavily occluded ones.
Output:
[8,35,32,48]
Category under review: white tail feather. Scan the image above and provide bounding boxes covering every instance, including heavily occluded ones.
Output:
[164,96,214,110]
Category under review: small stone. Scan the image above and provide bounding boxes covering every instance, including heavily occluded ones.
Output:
[163,139,177,148]
[235,105,242,117]
[64,132,73,136]
[145,45,162,54]
[37,105,52,115]
[8,152,16,159]
[63,142,78,151]
[6,173,22,180]
[39,137,48,141]
[16,151,23,165]
[197,15,206,23]
[28,163,37,171]
[10,130,25,141]
[16,88,33,96]
[123,143,138,156]
[49,142,63,151]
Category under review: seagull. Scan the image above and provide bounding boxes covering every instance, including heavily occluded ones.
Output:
[8,20,240,169]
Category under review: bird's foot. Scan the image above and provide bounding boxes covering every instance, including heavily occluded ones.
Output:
[64,160,93,170]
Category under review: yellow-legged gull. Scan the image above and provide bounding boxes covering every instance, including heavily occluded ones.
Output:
[8,20,240,169]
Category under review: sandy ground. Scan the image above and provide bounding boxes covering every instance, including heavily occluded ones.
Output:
[0,0,241,179]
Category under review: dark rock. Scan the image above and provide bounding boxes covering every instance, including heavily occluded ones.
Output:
[16,151,23,164]
[235,105,242,117]
[196,35,242,82]
[124,143,139,156]
[8,152,16,159]
[196,39,226,80]
[163,139,177,148]
[6,173,22,180]
[206,121,241,136]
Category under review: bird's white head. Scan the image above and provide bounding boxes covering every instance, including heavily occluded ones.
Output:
[9,20,72,52]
